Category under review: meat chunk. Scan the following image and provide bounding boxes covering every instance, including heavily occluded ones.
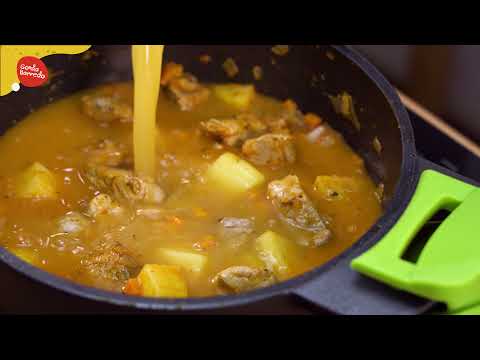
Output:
[242,101,303,137]
[79,241,140,291]
[218,217,254,248]
[242,134,296,167]
[281,100,305,129]
[85,165,165,205]
[201,99,307,152]
[161,62,185,86]
[268,175,331,247]
[162,63,210,111]
[213,266,276,295]
[83,139,128,167]
[88,193,124,218]
[201,114,267,147]
[167,74,210,111]
[260,100,305,134]
[81,85,133,124]
[201,118,249,147]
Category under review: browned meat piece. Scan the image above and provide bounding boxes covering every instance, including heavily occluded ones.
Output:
[258,102,304,135]
[242,134,296,167]
[245,114,269,133]
[78,241,140,292]
[83,139,128,167]
[268,175,331,247]
[88,193,124,218]
[202,100,305,150]
[283,100,303,121]
[213,266,276,295]
[81,85,133,124]
[201,114,267,147]
[263,100,305,133]
[263,117,289,134]
[161,63,210,111]
[201,118,249,147]
[161,62,185,86]
[85,165,165,205]
[167,74,210,111]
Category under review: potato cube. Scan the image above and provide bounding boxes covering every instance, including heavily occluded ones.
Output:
[314,175,357,201]
[15,162,57,199]
[206,153,265,193]
[212,84,255,110]
[136,264,188,298]
[256,231,289,276]
[156,248,208,274]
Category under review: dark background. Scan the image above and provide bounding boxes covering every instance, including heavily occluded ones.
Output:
[352,45,480,143]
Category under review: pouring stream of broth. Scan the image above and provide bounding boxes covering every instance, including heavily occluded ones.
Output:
[132,45,164,179]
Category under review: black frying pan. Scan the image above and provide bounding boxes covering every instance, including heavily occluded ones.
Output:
[0,45,474,315]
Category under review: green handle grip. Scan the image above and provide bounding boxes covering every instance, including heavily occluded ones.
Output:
[452,303,480,315]
[352,170,480,314]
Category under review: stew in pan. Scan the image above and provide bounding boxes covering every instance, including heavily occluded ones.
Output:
[0,50,382,298]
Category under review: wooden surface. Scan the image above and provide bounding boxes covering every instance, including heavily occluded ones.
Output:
[397,89,480,159]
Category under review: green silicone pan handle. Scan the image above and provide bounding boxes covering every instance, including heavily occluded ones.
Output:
[352,159,480,314]
[452,304,480,315]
